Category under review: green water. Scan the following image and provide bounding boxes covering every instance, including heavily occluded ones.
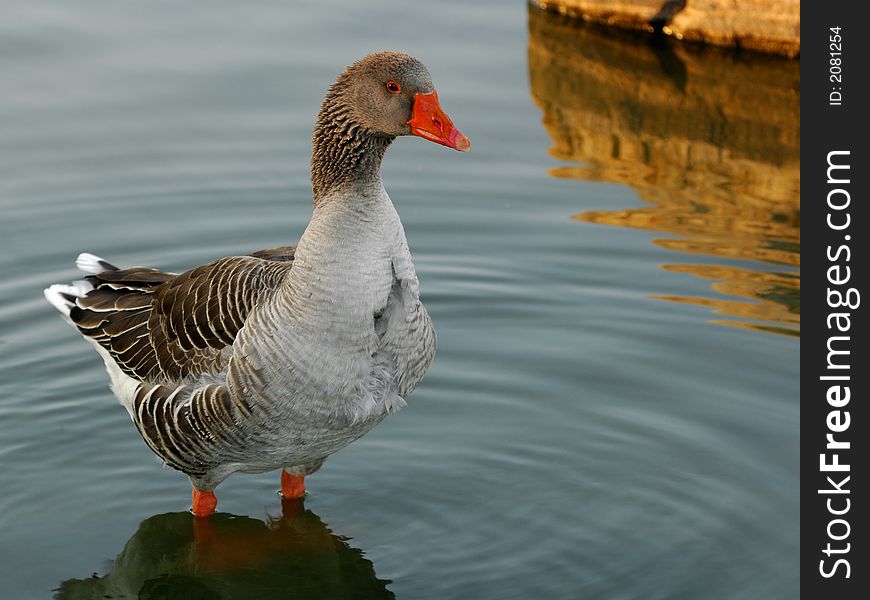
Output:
[0,2,799,598]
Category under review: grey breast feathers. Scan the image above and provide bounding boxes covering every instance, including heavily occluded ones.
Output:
[69,246,296,383]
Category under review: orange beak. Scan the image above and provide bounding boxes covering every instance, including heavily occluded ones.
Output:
[407,91,471,152]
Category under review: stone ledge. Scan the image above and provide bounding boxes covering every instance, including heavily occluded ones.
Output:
[532,0,800,57]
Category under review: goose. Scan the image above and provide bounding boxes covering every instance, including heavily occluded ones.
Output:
[44,51,470,517]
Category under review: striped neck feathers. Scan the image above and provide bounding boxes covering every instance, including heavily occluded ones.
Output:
[310,83,395,205]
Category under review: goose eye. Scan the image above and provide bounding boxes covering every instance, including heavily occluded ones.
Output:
[386,81,401,94]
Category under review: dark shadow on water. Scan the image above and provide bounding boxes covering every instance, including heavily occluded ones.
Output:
[528,6,800,336]
[54,500,394,600]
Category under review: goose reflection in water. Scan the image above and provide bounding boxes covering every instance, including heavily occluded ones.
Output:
[528,6,800,336]
[54,500,394,600]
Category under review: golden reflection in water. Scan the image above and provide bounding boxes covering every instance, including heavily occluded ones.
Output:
[528,7,800,336]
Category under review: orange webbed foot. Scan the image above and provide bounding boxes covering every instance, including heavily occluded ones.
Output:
[191,488,217,518]
[281,470,306,499]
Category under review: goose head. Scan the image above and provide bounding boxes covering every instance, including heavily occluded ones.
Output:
[311,52,470,200]
[331,51,470,151]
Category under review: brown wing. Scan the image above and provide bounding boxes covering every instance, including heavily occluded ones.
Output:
[70,246,295,383]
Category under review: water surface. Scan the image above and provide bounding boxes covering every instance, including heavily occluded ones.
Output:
[528,9,800,336]
[1,2,798,599]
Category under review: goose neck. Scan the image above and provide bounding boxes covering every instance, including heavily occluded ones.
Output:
[310,96,394,205]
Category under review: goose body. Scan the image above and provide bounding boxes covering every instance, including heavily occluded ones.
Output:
[44,52,469,516]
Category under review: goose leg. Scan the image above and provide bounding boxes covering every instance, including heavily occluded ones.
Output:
[280,470,306,499]
[191,487,218,517]
[280,460,324,499]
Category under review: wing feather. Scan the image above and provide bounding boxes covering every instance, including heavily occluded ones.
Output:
[69,246,295,383]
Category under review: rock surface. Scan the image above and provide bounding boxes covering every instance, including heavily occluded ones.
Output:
[532,0,800,57]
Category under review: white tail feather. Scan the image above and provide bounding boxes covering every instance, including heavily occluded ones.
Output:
[43,284,79,317]
[43,280,94,318]
[76,252,111,274]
